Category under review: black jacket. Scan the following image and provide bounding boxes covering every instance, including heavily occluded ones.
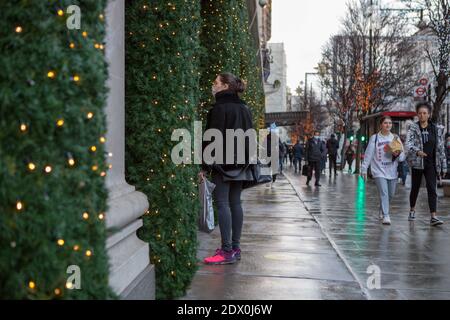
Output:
[326,138,339,156]
[306,138,325,162]
[202,90,254,172]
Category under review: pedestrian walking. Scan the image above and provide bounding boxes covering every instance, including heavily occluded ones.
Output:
[306,131,325,187]
[397,135,409,185]
[327,134,339,176]
[293,140,304,174]
[288,145,294,168]
[361,116,405,225]
[446,135,450,179]
[320,139,327,174]
[406,102,447,226]
[345,145,355,173]
[279,140,286,174]
[199,73,254,265]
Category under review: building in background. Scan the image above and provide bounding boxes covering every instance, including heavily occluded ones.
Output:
[265,42,290,142]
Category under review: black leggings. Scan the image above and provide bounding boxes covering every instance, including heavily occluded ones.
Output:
[212,172,244,252]
[410,165,438,213]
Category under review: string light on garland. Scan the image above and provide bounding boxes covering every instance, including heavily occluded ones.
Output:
[20,123,27,132]
[57,239,65,246]
[73,245,80,251]
[16,201,23,211]
[87,112,94,119]
[85,250,92,257]
[54,288,61,296]
[47,71,56,79]
[69,42,75,49]
[15,26,23,33]
[27,162,36,171]
[82,31,88,38]
[28,281,36,289]
[72,75,80,82]
[56,119,64,127]
[67,153,75,166]
[82,212,89,220]
[99,136,106,144]
[98,213,105,220]
[92,165,98,171]
[44,165,52,174]
[57,9,64,16]
[66,282,73,289]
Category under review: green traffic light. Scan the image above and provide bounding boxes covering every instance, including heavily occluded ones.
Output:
[350,136,354,141]
[361,136,366,142]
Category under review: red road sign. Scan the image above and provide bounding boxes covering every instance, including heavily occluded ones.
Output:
[419,78,428,86]
[416,86,426,97]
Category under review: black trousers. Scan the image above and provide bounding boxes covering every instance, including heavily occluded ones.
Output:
[329,155,337,174]
[307,161,321,184]
[410,164,438,213]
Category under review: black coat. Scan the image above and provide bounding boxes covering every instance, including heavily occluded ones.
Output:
[326,138,339,156]
[306,138,325,162]
[202,90,254,172]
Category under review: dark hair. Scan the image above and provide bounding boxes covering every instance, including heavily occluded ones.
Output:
[416,101,433,114]
[331,134,336,138]
[218,73,246,94]
[314,131,320,135]
[379,116,392,126]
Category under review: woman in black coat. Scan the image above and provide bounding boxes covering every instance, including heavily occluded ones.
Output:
[199,73,254,265]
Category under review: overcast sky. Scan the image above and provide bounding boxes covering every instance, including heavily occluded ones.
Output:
[270,0,349,92]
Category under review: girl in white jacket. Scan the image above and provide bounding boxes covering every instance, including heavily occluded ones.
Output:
[361,116,406,225]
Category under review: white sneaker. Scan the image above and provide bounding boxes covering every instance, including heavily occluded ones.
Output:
[382,216,391,225]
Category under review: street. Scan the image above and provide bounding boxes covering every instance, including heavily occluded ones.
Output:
[184,164,450,300]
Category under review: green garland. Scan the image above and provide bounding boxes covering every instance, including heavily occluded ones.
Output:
[125,0,201,299]
[199,0,265,128]
[0,1,114,299]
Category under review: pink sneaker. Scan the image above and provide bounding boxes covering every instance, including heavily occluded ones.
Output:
[204,249,236,265]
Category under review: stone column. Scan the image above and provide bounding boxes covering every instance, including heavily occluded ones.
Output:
[104,0,155,300]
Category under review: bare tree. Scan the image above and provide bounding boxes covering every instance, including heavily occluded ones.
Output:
[402,0,449,122]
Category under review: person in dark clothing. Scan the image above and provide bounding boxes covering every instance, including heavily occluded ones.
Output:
[320,139,328,174]
[446,135,450,179]
[406,102,447,226]
[345,145,355,173]
[288,145,294,168]
[293,140,304,173]
[199,73,254,264]
[306,131,325,187]
[327,134,339,176]
[278,140,286,174]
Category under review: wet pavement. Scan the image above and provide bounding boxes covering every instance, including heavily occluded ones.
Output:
[284,165,450,300]
[183,175,366,300]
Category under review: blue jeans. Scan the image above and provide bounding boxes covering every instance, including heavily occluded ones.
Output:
[374,178,397,217]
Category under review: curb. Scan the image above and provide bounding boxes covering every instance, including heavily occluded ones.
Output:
[283,172,372,300]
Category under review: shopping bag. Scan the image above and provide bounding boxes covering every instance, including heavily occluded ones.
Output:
[198,178,216,233]
[302,164,309,176]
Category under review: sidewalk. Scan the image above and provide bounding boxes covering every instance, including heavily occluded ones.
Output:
[284,165,450,300]
[183,175,365,300]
